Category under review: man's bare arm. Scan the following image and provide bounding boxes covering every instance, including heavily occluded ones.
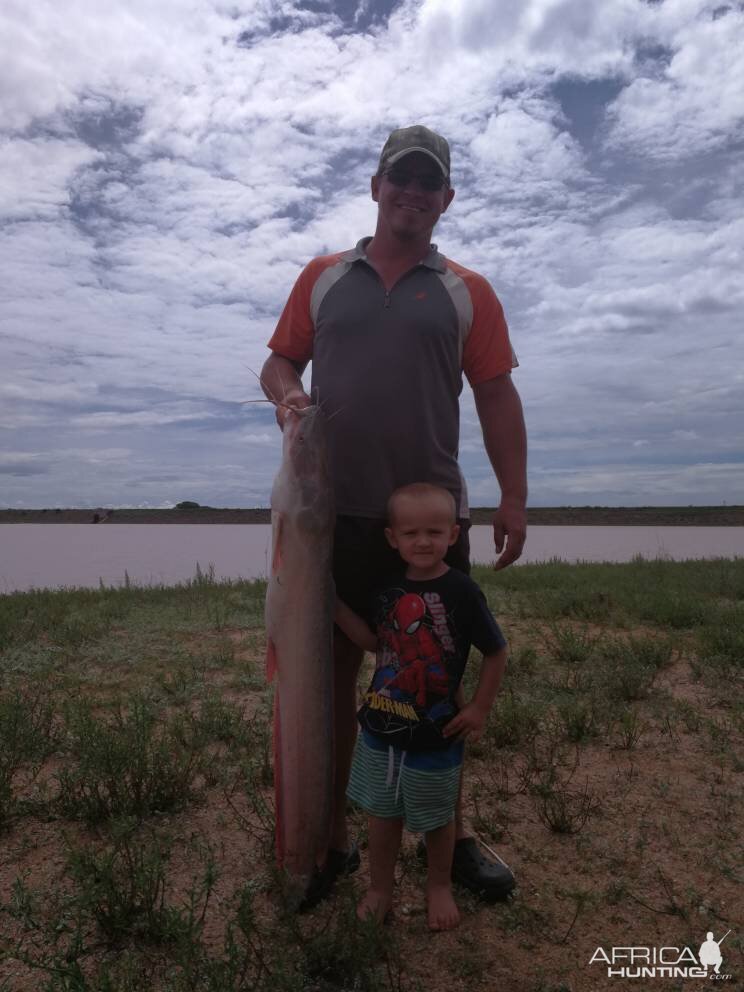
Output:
[260,353,311,428]
[472,373,528,569]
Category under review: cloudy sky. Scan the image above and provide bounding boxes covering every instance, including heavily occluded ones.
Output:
[1,0,742,510]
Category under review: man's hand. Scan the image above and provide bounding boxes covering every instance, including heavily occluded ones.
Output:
[472,373,528,570]
[275,390,312,430]
[492,500,526,570]
[259,354,312,430]
[442,701,489,742]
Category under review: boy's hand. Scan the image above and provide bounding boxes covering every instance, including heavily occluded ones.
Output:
[442,702,489,742]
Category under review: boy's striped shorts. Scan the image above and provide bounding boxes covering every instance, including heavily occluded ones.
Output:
[347,730,464,834]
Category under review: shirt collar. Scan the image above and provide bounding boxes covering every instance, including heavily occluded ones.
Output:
[343,237,446,273]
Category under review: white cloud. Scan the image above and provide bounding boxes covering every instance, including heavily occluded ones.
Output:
[1,0,742,509]
[606,4,744,159]
[415,0,649,74]
[242,432,273,445]
[470,104,586,185]
[524,461,744,506]
[0,138,100,221]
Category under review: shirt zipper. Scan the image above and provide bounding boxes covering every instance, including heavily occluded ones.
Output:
[361,257,427,309]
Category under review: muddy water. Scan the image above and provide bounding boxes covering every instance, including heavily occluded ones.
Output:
[1,524,743,593]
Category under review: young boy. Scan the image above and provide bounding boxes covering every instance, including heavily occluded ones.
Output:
[335,482,508,931]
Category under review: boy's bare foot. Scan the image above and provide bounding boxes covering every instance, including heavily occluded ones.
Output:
[357,888,392,923]
[427,881,460,931]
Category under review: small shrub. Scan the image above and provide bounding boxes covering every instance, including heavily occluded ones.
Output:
[544,625,597,667]
[695,621,744,684]
[599,638,659,701]
[627,634,676,670]
[555,698,602,743]
[506,644,539,680]
[534,779,601,834]
[57,695,205,823]
[613,708,646,750]
[543,625,597,691]
[66,823,217,947]
[67,825,174,945]
[605,660,657,701]
[290,885,401,992]
[486,691,544,747]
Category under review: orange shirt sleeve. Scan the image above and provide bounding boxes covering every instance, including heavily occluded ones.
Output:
[453,266,518,385]
[267,255,341,363]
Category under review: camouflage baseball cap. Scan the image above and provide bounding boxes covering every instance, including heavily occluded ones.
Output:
[377,125,450,180]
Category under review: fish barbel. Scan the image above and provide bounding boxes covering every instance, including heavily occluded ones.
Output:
[264,405,335,900]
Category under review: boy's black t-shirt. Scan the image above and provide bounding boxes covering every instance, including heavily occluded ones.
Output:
[357,568,506,751]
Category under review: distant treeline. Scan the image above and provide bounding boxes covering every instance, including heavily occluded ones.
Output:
[2,505,743,526]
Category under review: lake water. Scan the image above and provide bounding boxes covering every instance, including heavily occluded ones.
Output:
[1,524,743,594]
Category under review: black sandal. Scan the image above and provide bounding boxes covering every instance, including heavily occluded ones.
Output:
[451,837,515,902]
[299,842,361,911]
[417,836,515,903]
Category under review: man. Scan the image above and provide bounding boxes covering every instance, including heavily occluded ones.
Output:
[260,124,527,905]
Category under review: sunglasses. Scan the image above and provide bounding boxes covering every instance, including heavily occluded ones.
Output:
[383,168,449,192]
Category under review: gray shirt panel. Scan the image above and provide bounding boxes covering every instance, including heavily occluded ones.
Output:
[309,254,467,518]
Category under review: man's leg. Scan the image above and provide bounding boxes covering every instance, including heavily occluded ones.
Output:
[330,627,363,853]
[434,684,515,901]
[449,758,515,900]
[452,684,474,842]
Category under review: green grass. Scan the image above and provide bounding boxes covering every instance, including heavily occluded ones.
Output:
[479,556,744,627]
[0,559,742,991]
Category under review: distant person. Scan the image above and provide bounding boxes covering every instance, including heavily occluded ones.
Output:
[335,483,508,929]
[261,123,527,904]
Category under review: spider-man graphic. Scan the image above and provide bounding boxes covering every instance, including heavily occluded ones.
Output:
[381,593,449,707]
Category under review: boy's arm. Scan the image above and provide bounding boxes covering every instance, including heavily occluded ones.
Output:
[442,646,507,742]
[334,598,378,653]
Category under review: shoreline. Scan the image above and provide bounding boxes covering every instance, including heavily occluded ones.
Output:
[2,506,743,526]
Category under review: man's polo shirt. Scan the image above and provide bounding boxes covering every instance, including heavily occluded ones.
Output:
[268,238,517,519]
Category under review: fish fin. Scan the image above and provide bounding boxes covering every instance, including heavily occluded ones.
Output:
[273,691,284,866]
[266,638,277,683]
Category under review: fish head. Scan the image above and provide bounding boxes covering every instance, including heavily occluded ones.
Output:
[274,405,334,531]
[282,405,330,481]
